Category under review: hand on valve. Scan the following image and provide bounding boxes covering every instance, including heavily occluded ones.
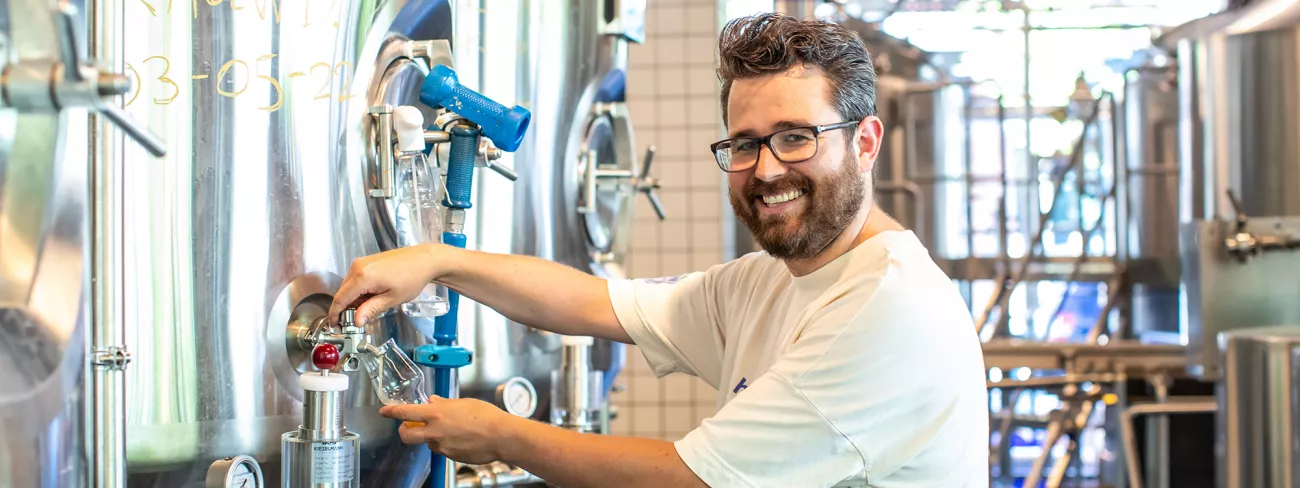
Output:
[329,243,446,327]
[379,395,518,465]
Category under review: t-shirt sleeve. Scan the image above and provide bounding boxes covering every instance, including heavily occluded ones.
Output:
[672,291,983,487]
[607,271,725,385]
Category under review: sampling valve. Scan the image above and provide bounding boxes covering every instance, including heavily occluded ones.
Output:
[299,309,383,373]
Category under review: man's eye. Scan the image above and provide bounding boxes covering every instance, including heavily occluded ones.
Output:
[734,141,759,152]
[782,133,812,144]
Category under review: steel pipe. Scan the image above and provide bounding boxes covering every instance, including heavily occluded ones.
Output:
[1120,401,1217,488]
[89,0,128,479]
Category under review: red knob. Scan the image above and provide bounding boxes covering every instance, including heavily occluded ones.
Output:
[312,343,340,371]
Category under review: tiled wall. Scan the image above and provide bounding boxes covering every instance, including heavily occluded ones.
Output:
[607,0,728,441]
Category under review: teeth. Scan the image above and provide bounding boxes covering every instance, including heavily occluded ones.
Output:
[761,190,804,206]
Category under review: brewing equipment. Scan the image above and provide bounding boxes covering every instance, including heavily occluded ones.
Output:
[0,0,167,485]
[1118,52,1182,340]
[1160,0,1300,379]
[838,15,964,254]
[1217,325,1300,488]
[457,0,660,416]
[1,0,652,482]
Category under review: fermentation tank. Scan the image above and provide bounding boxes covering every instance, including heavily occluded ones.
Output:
[116,0,458,482]
[1118,55,1181,339]
[1162,0,1300,378]
[457,0,655,409]
[840,16,963,256]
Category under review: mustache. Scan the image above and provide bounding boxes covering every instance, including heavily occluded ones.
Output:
[746,173,811,199]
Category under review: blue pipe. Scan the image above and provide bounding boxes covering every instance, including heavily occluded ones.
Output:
[424,125,479,488]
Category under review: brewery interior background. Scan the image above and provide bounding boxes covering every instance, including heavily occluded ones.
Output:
[4,0,1300,486]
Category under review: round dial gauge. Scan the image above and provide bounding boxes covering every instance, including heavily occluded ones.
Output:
[206,455,264,488]
[497,376,538,418]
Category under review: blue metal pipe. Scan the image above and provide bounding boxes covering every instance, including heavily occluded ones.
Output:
[424,125,479,488]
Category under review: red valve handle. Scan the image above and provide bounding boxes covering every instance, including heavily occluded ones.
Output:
[312,343,340,371]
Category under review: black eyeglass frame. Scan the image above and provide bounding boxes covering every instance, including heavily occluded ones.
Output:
[708,120,860,173]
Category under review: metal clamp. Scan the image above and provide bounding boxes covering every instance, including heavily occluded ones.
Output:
[92,346,132,371]
[413,344,473,369]
[0,4,166,156]
[369,105,397,198]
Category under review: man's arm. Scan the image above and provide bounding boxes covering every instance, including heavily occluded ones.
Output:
[500,417,710,488]
[329,243,630,343]
[432,244,630,343]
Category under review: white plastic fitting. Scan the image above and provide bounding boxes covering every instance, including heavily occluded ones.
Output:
[394,106,427,153]
[299,372,350,392]
[561,335,595,347]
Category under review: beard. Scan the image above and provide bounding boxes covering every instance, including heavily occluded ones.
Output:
[729,154,867,260]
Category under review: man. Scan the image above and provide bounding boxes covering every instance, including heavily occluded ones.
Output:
[330,12,988,488]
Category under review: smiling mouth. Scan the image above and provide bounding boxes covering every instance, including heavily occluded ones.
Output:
[758,189,805,207]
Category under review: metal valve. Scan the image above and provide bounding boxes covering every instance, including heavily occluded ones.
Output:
[2,4,167,156]
[635,146,666,220]
[579,144,666,220]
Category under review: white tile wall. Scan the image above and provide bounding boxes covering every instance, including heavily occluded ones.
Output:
[608,0,728,442]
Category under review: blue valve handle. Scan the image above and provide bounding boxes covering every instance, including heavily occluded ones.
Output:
[444,126,478,209]
[420,64,531,152]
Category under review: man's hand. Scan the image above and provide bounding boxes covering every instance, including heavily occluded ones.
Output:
[329,244,448,326]
[379,396,517,465]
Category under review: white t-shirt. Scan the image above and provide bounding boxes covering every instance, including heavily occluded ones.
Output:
[608,230,989,488]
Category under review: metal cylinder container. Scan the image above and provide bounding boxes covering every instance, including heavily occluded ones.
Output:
[1162,0,1300,378]
[455,0,647,414]
[1163,1,1300,223]
[1119,57,1181,339]
[282,373,360,487]
[550,339,604,433]
[1217,325,1300,488]
[114,0,452,482]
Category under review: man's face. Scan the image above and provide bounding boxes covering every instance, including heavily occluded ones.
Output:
[723,65,876,260]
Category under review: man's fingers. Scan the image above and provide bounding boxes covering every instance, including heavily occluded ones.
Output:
[379,404,428,422]
[354,298,395,328]
[398,422,431,445]
[328,276,371,324]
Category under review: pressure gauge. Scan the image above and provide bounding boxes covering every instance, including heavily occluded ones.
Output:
[206,455,264,488]
[495,376,538,418]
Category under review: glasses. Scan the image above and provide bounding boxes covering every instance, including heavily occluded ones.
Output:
[709,121,858,173]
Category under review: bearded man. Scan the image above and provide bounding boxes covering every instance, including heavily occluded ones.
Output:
[329,12,988,488]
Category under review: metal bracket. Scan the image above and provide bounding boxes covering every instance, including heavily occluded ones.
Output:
[92,346,132,371]
[369,105,397,198]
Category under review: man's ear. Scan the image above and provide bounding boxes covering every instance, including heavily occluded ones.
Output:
[855,116,885,173]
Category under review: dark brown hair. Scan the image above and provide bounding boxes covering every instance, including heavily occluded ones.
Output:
[717,13,878,126]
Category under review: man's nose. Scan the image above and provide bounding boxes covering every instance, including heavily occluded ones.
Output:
[752,145,786,182]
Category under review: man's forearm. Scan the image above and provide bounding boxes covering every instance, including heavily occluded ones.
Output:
[429,244,632,343]
[497,417,709,488]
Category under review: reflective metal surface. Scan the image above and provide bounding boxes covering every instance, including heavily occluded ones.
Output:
[455,0,644,412]
[116,0,451,483]
[0,0,91,485]
[1120,61,1181,338]
[1180,217,1300,379]
[1165,2,1300,222]
[1217,325,1300,488]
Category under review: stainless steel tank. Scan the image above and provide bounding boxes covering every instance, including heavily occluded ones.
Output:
[1163,0,1300,223]
[1217,325,1300,488]
[116,0,453,483]
[1118,55,1181,339]
[839,16,963,256]
[1161,0,1300,377]
[456,0,654,414]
